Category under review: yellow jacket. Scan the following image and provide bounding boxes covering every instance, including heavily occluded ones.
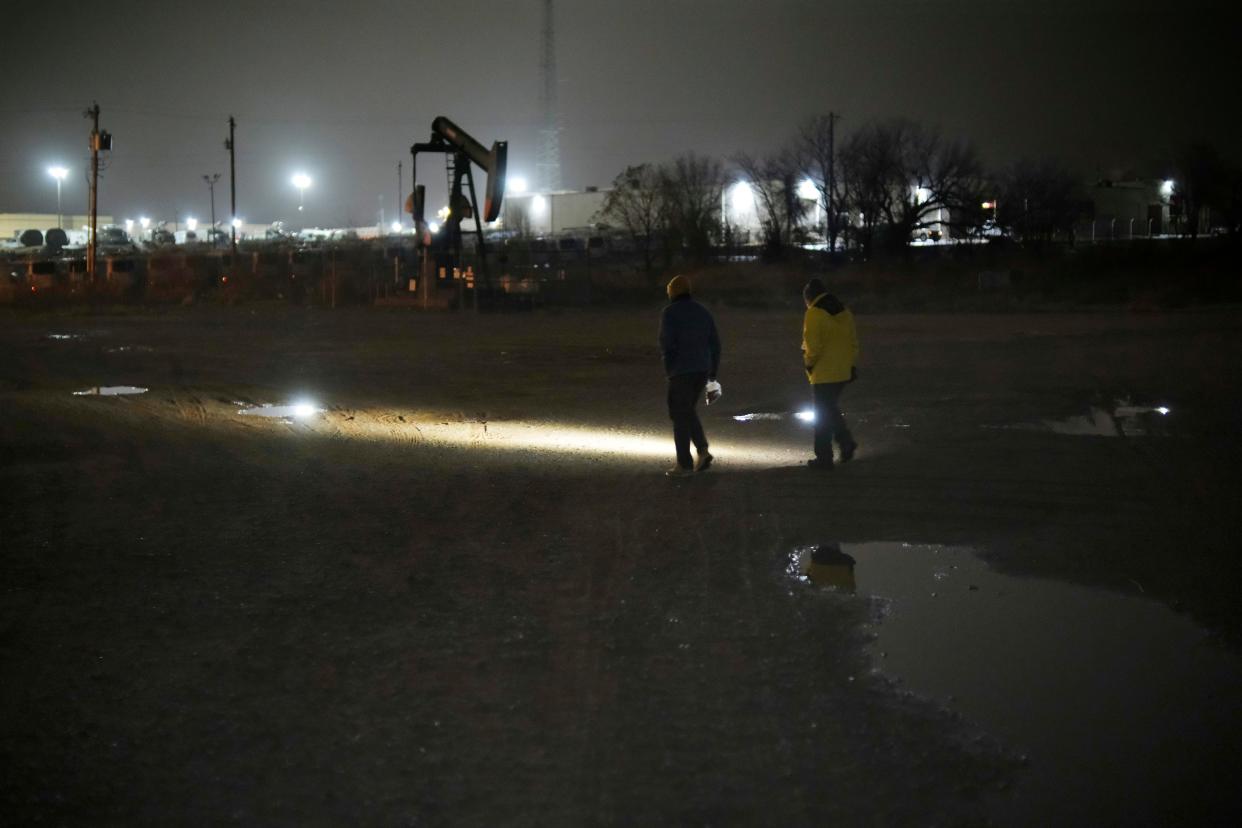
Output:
[802,293,859,384]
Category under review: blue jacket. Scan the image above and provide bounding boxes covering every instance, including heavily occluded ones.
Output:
[658,294,721,378]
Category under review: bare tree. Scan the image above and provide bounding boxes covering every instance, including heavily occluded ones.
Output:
[1172,142,1236,238]
[836,124,899,256]
[836,118,985,254]
[597,164,667,276]
[733,149,805,255]
[996,159,1087,247]
[662,152,726,262]
[796,114,845,252]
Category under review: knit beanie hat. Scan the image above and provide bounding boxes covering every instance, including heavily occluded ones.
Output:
[667,274,691,299]
[803,277,827,303]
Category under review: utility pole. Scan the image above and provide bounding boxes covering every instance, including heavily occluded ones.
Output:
[225,116,237,261]
[397,160,403,228]
[203,173,221,245]
[86,103,100,282]
[84,102,102,284]
[827,111,838,254]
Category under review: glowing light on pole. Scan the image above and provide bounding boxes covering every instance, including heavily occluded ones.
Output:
[292,172,312,212]
[47,166,68,229]
[186,217,198,232]
[797,178,818,200]
[509,176,529,194]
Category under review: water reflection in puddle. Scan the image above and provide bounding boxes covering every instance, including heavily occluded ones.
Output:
[733,410,817,423]
[791,542,1242,825]
[238,403,321,420]
[72,386,148,396]
[992,399,1172,437]
[104,345,155,354]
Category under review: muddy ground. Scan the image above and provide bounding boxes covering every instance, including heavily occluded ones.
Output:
[2,304,1241,825]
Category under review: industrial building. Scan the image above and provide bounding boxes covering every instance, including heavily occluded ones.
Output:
[2,214,114,243]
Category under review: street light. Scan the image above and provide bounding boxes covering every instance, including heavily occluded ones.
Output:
[292,172,312,212]
[186,217,198,233]
[47,166,68,229]
[509,176,529,194]
[139,216,151,241]
[730,181,755,213]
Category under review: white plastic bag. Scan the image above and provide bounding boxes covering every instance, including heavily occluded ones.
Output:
[705,379,723,405]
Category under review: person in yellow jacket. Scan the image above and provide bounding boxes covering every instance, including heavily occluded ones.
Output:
[801,277,859,469]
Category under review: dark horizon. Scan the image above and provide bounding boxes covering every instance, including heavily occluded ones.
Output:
[2,0,1237,227]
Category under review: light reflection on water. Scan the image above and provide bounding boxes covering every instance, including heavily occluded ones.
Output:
[72,386,148,396]
[989,398,1174,437]
[792,542,1242,825]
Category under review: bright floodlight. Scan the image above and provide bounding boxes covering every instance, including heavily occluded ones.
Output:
[139,216,151,229]
[531,194,548,214]
[292,400,317,419]
[730,181,755,212]
[390,221,401,233]
[795,410,816,423]
[48,166,68,181]
[186,217,198,231]
[292,173,312,190]
[913,186,931,203]
[797,179,818,200]
[1156,406,1170,415]
[428,221,441,234]
[1160,179,1174,197]
[231,217,242,228]
[124,219,134,231]
[509,176,529,194]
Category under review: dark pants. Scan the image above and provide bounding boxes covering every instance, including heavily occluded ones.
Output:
[667,372,709,468]
[813,381,855,461]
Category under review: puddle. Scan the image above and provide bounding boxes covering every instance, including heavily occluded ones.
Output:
[790,542,1242,825]
[993,399,1172,437]
[787,544,858,592]
[72,386,148,396]
[238,403,322,420]
[733,412,785,422]
[732,410,816,423]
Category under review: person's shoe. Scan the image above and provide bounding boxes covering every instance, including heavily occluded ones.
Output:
[694,451,714,472]
[807,457,833,470]
[665,465,695,478]
[838,443,857,463]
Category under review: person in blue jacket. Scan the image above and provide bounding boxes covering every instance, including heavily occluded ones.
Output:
[658,274,721,477]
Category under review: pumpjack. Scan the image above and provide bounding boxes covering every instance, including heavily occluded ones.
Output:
[407,117,507,309]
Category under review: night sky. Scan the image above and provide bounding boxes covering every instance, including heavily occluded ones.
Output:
[2,0,1235,228]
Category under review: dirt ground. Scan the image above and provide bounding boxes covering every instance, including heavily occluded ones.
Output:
[3,304,1241,825]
